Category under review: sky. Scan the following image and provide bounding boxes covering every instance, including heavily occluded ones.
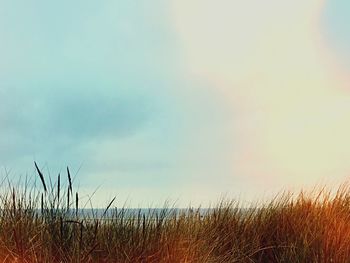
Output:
[0,0,349,207]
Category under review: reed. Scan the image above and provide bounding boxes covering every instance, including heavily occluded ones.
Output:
[0,163,348,262]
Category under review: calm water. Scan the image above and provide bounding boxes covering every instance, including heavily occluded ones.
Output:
[31,208,212,220]
[76,208,211,219]
[25,207,253,220]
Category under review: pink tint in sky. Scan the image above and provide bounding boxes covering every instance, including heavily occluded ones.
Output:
[170,0,350,194]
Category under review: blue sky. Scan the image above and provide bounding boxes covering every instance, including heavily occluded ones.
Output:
[0,0,236,206]
[323,0,350,67]
[0,0,349,207]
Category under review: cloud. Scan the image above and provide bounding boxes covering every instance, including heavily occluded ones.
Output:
[5,0,347,206]
[0,86,154,162]
[0,0,176,168]
[45,90,154,139]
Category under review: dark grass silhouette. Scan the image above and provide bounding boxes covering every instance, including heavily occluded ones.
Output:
[0,163,349,262]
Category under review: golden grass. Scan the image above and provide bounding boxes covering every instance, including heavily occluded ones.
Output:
[0,164,349,262]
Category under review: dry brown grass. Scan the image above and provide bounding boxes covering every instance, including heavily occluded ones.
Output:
[0,163,349,262]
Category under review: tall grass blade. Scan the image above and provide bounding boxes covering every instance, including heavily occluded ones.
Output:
[34,161,47,192]
[102,196,116,218]
[57,173,60,205]
[67,166,72,194]
[76,192,78,217]
[67,185,70,210]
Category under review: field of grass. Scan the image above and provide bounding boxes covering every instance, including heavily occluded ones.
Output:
[0,163,349,262]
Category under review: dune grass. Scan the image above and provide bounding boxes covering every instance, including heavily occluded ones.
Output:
[0,164,349,262]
